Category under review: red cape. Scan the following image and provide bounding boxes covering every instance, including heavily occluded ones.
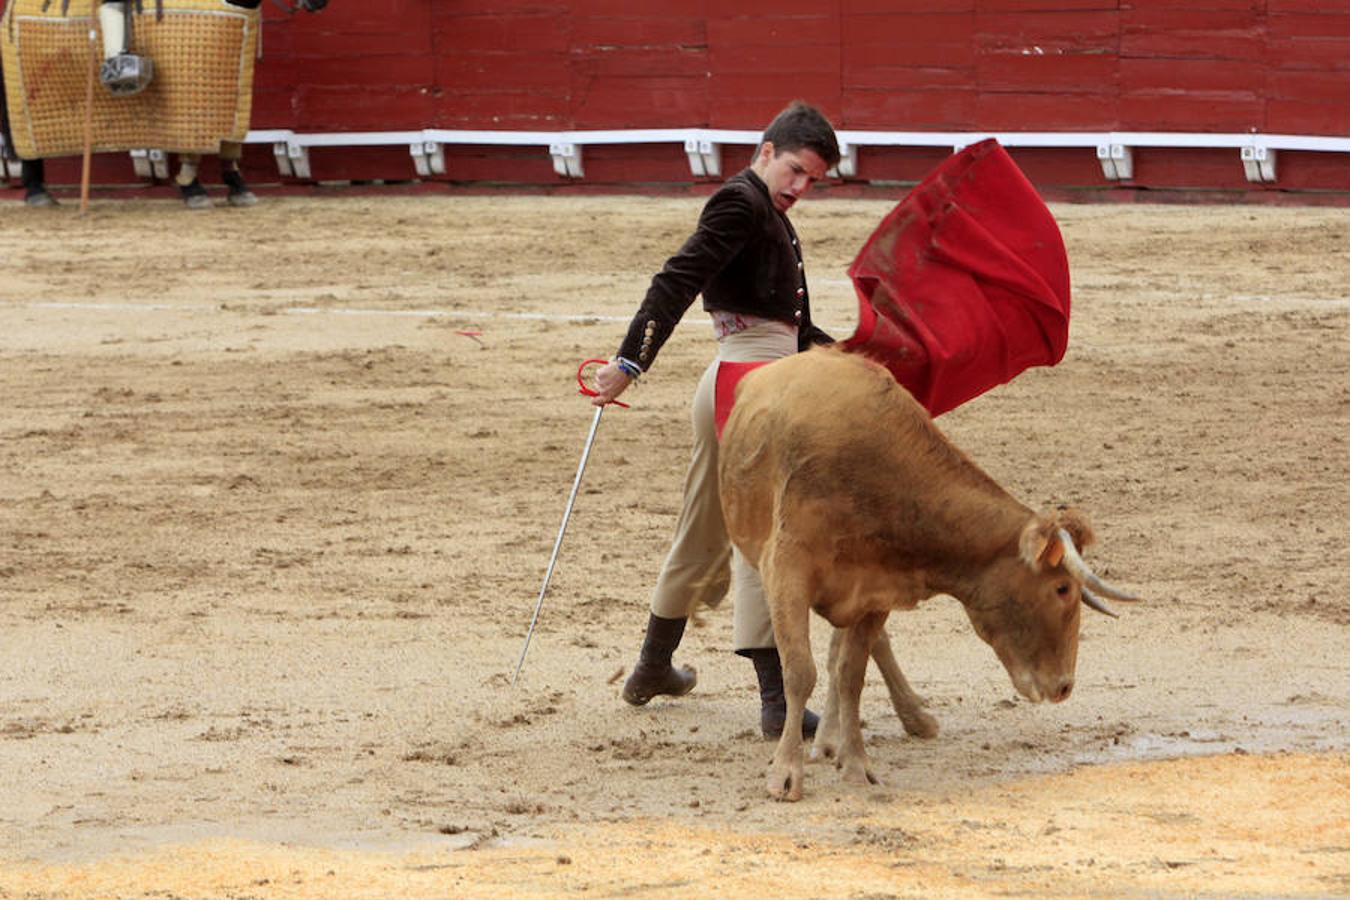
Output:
[840,138,1071,417]
[715,139,1070,438]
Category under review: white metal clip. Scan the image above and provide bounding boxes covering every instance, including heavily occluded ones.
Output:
[148,148,168,179]
[1096,143,1134,180]
[549,142,583,178]
[831,141,857,178]
[272,141,294,177]
[286,142,312,180]
[130,148,151,178]
[1241,145,1277,183]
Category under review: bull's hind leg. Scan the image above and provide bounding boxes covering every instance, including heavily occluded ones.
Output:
[835,613,886,787]
[809,627,846,762]
[871,628,939,739]
[763,568,815,802]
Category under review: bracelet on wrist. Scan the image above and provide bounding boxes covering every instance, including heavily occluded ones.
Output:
[615,357,642,380]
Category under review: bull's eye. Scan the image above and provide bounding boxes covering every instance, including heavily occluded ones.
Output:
[1055,583,1071,597]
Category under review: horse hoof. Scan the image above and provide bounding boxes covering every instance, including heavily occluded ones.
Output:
[179,179,212,210]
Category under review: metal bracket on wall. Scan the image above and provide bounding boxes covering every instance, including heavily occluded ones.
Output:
[684,138,721,177]
[831,141,857,178]
[270,142,311,179]
[410,141,446,177]
[129,148,168,180]
[1097,143,1134,180]
[287,143,312,179]
[1241,145,1277,183]
[549,142,583,178]
[271,142,293,177]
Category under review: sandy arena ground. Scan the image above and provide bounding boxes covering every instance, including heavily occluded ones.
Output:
[0,187,1346,898]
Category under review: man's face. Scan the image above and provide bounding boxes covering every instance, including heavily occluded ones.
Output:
[753,143,829,213]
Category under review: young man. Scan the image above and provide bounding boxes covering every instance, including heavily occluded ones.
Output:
[589,101,840,738]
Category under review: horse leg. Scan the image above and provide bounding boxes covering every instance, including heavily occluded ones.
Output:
[219,140,257,207]
[176,153,211,209]
[22,159,58,207]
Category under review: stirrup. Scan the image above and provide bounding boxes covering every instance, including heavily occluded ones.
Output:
[99,54,154,96]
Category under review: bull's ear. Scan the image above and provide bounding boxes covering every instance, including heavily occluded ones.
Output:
[1051,506,1096,553]
[1018,518,1064,572]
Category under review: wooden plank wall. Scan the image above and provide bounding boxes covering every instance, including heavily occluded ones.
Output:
[37,1,1350,194]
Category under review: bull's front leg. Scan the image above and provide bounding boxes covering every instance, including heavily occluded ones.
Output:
[870,628,939,739]
[809,627,845,762]
[764,575,815,802]
[835,613,887,787]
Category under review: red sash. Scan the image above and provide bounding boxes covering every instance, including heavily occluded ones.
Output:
[714,360,769,440]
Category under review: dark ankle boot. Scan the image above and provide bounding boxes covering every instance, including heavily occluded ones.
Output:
[745,647,819,739]
[622,613,697,706]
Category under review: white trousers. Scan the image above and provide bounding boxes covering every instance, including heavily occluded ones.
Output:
[648,320,797,651]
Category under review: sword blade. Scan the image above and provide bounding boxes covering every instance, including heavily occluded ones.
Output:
[512,404,605,685]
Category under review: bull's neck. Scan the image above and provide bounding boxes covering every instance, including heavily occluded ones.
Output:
[910,491,1034,604]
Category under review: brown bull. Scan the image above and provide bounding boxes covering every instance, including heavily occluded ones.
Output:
[719,347,1139,801]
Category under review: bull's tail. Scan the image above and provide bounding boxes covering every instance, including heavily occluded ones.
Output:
[683,543,732,626]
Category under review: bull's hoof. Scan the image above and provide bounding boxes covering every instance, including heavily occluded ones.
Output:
[901,709,940,739]
[24,190,58,208]
[839,759,881,787]
[766,761,804,802]
[621,662,696,707]
[227,188,259,207]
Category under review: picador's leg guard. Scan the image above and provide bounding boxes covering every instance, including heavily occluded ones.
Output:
[98,2,154,96]
[622,614,697,706]
[744,647,819,740]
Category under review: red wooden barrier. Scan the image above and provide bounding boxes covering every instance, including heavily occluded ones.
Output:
[12,1,1350,196]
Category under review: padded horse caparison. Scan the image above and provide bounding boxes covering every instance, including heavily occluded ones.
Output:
[43,0,164,19]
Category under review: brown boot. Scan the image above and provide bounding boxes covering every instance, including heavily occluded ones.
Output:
[622,614,697,706]
[745,647,819,739]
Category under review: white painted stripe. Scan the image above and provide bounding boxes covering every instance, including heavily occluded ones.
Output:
[282,306,631,323]
[10,300,856,332]
[14,300,630,322]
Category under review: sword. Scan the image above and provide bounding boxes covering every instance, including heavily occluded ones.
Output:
[512,359,627,685]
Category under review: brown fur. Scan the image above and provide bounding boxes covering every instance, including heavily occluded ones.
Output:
[719,346,1102,801]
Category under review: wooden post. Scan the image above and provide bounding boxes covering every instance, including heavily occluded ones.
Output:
[78,2,97,214]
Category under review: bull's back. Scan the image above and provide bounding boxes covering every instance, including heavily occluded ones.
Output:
[723,346,932,474]
[719,347,1012,561]
[719,348,928,551]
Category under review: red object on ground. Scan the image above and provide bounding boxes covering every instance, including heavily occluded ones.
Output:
[840,138,1072,417]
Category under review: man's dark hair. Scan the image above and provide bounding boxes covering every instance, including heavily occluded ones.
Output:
[760,101,840,168]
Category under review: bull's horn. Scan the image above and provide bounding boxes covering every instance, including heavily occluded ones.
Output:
[1081,586,1120,618]
[1056,528,1143,603]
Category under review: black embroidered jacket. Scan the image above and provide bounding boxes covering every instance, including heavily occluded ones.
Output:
[615,168,832,371]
